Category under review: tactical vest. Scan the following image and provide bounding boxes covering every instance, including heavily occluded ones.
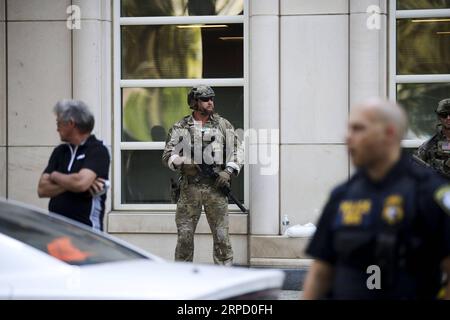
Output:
[331,168,438,299]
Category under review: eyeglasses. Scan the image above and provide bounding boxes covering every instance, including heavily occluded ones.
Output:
[56,119,72,127]
[438,112,450,118]
[198,97,214,102]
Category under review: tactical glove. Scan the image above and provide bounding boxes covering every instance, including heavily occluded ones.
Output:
[215,170,231,188]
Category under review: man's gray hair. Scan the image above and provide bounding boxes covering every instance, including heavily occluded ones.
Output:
[53,99,95,133]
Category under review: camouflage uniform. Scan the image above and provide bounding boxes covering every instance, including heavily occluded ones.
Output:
[415,99,450,180]
[415,128,450,180]
[162,113,243,265]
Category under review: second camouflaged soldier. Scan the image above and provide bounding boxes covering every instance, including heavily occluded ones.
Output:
[415,98,450,179]
[162,85,243,266]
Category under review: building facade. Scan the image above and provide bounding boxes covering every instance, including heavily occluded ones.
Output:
[1,0,449,267]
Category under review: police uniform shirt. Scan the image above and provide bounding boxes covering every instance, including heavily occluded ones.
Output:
[43,135,110,231]
[306,154,450,299]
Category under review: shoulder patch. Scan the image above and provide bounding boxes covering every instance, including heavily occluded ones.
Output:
[434,185,450,215]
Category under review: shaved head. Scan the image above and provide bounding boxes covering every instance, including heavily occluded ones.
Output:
[354,97,408,142]
[347,97,407,169]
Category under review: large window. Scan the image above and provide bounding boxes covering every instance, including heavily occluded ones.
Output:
[390,1,450,149]
[113,0,247,210]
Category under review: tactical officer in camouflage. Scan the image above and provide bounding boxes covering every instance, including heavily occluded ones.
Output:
[415,98,450,180]
[162,85,243,266]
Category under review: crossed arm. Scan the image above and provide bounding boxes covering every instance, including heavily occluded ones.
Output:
[38,169,104,198]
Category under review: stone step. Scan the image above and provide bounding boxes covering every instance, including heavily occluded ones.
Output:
[250,258,312,268]
[249,236,313,290]
[250,235,311,259]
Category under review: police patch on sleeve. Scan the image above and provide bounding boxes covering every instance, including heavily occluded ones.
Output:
[434,185,450,215]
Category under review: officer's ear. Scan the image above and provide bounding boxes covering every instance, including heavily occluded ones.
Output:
[67,118,76,129]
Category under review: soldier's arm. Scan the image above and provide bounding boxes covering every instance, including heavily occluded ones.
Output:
[416,135,438,162]
[162,127,174,167]
[222,120,244,176]
[415,143,429,162]
[162,126,187,171]
[162,127,177,170]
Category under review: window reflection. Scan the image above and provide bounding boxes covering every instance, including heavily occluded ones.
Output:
[397,18,450,74]
[121,24,243,79]
[397,0,450,10]
[122,150,244,203]
[397,83,450,140]
[122,87,244,142]
[121,0,244,17]
[122,150,177,203]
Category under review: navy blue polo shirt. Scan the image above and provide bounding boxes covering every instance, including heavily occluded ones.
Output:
[306,154,450,299]
[43,135,110,231]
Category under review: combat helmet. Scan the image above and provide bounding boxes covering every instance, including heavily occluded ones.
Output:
[187,85,215,109]
[436,98,450,114]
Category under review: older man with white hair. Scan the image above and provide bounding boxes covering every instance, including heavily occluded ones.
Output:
[38,100,110,231]
[303,98,450,300]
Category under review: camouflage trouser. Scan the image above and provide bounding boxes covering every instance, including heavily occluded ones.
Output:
[175,178,233,266]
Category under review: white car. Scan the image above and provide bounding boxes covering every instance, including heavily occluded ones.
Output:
[0,199,284,300]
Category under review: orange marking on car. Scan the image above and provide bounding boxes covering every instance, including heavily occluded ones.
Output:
[47,236,92,262]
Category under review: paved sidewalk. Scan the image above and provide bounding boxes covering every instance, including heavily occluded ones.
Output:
[279,290,303,300]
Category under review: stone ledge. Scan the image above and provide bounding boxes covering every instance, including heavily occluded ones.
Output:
[250,258,313,268]
[250,235,311,259]
[107,212,248,234]
[110,233,248,265]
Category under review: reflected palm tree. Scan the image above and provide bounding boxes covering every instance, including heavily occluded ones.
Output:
[121,0,243,16]
[398,83,450,139]
[397,0,450,10]
[396,2,450,139]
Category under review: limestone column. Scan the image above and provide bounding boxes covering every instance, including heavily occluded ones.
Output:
[6,0,71,208]
[72,0,112,146]
[249,0,280,235]
[349,0,388,107]
[72,0,112,214]
[0,0,5,197]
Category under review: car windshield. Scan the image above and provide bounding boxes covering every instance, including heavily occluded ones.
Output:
[0,201,148,266]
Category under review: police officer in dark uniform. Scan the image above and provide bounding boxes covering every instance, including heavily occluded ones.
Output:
[303,98,450,300]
